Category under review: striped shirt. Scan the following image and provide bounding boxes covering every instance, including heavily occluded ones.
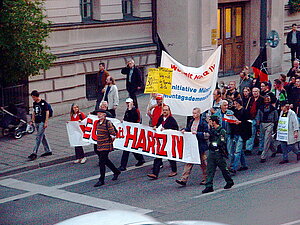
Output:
[96,119,116,152]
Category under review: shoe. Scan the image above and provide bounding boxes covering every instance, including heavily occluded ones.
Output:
[260,159,266,163]
[175,180,186,186]
[257,151,262,156]
[271,153,276,158]
[94,181,104,187]
[200,180,206,185]
[297,153,300,161]
[80,157,87,164]
[147,174,158,179]
[202,187,214,194]
[244,150,252,156]
[40,152,52,157]
[229,169,236,175]
[279,160,289,164]
[224,182,234,189]
[118,166,127,171]
[28,153,37,161]
[74,159,80,164]
[112,171,121,181]
[135,161,145,167]
[168,172,177,177]
[237,166,248,171]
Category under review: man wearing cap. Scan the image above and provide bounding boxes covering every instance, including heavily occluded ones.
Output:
[147,95,164,127]
[121,60,142,108]
[202,115,234,194]
[93,109,120,187]
[118,98,145,171]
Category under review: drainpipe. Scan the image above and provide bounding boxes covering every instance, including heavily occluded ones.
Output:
[151,0,159,66]
[260,0,267,48]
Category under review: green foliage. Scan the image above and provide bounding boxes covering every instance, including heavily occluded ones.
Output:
[0,0,56,86]
[288,0,300,14]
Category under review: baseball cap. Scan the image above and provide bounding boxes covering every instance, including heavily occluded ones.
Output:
[125,98,133,103]
[156,95,163,100]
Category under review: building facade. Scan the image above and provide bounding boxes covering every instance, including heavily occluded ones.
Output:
[28,0,300,115]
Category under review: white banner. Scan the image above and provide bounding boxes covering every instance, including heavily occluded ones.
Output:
[67,115,201,164]
[160,46,221,116]
[66,121,91,147]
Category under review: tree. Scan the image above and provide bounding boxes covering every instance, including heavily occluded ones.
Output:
[0,0,55,86]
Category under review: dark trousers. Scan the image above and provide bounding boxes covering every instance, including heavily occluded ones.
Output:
[205,151,233,188]
[75,146,85,159]
[94,149,119,182]
[152,158,177,177]
[128,89,138,108]
[108,109,116,118]
[120,151,145,168]
[290,44,300,65]
[95,90,104,110]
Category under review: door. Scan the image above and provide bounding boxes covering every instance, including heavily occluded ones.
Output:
[217,4,245,76]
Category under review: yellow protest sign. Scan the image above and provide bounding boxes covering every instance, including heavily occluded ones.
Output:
[144,67,173,95]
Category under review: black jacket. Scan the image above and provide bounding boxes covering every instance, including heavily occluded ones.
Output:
[123,107,139,123]
[156,115,179,130]
[121,66,142,91]
[286,30,300,48]
[232,107,252,141]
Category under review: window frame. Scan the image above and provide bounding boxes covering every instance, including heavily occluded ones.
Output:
[80,0,93,21]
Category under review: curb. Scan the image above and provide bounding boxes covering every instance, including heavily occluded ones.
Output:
[0,151,96,177]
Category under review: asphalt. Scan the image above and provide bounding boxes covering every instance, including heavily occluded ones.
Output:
[0,67,289,177]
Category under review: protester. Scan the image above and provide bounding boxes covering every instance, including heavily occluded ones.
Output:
[273,79,288,109]
[244,87,264,155]
[102,76,119,118]
[289,77,300,124]
[93,109,120,187]
[147,105,179,179]
[147,95,165,127]
[286,24,300,65]
[95,62,110,110]
[28,90,52,161]
[287,60,299,78]
[202,116,234,194]
[277,102,300,164]
[225,81,240,100]
[121,60,142,108]
[118,98,145,171]
[229,99,251,175]
[176,108,209,186]
[256,96,278,162]
[69,103,87,164]
[260,81,276,105]
[241,87,251,108]
[285,75,297,101]
[239,71,253,93]
[146,93,160,126]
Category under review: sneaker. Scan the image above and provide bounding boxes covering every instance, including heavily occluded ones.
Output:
[80,157,87,164]
[28,153,37,161]
[257,151,262,156]
[175,180,187,186]
[118,166,127,171]
[135,161,145,167]
[73,159,80,164]
[40,152,52,157]
[237,166,248,171]
[202,187,214,194]
[244,150,252,156]
[260,159,266,163]
[279,160,289,164]
[224,182,234,189]
[168,172,177,177]
[147,174,158,179]
[271,153,276,158]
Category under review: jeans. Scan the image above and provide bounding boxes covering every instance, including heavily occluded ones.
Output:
[33,122,51,154]
[227,135,235,168]
[232,135,247,171]
[281,142,299,161]
[246,119,257,152]
[75,146,85,159]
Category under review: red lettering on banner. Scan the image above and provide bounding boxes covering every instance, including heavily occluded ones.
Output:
[135,129,146,151]
[155,133,167,156]
[124,126,138,148]
[91,120,99,142]
[171,135,184,159]
[146,131,155,153]
[118,127,124,138]
[83,118,93,139]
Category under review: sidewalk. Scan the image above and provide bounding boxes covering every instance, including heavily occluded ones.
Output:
[0,69,288,177]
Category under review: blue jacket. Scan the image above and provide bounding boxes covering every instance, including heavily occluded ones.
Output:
[185,116,209,153]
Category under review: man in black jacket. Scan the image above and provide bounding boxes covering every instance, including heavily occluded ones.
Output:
[121,60,142,108]
[286,24,300,65]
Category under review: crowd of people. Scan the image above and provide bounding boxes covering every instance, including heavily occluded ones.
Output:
[27,58,300,194]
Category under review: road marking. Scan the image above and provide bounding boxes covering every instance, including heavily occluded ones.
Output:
[0,192,35,204]
[280,219,300,225]
[0,178,152,214]
[193,166,300,198]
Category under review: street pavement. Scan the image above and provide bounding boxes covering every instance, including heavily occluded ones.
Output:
[0,69,289,176]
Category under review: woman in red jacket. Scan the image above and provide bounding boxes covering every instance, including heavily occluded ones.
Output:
[70,103,87,164]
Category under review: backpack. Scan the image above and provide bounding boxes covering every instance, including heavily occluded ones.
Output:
[47,102,53,117]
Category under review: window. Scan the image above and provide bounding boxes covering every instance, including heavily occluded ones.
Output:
[80,0,93,21]
[122,0,133,18]
[217,9,221,39]
[235,7,242,37]
[225,8,231,38]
